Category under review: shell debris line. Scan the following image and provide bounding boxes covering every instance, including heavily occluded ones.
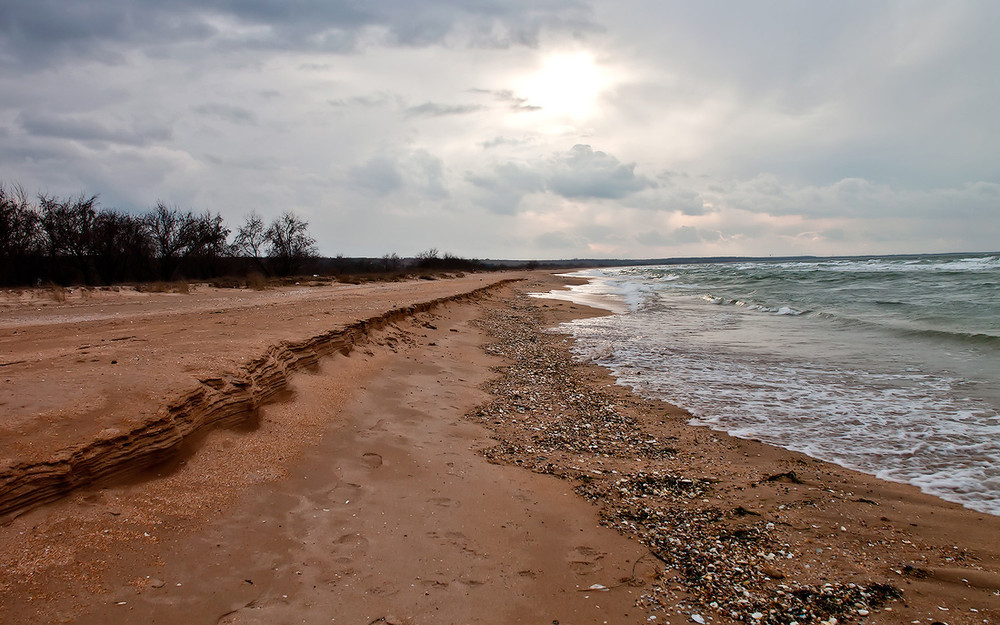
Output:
[467,295,904,625]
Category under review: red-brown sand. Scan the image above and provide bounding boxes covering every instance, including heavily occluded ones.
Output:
[0,272,998,625]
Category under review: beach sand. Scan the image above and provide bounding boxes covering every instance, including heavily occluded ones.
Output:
[1,272,998,624]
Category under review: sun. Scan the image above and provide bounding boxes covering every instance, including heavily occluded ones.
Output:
[520,52,605,118]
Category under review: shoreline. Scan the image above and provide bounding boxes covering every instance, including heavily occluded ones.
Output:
[533,276,1000,517]
[1,273,998,623]
[478,281,1000,623]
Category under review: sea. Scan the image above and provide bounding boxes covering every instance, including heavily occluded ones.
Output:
[536,253,1000,516]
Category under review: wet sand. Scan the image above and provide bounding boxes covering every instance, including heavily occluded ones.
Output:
[1,273,998,624]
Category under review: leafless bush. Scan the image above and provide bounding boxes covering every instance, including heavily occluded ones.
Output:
[47,282,67,302]
[247,272,268,290]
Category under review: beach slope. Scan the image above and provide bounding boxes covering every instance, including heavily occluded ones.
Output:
[1,273,998,624]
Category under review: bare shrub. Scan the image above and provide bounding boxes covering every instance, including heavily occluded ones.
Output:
[247,272,268,290]
[266,212,317,276]
[47,282,67,302]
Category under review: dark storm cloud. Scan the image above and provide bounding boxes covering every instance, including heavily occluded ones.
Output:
[0,0,596,68]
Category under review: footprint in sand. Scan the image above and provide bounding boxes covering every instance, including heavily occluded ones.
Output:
[326,481,363,501]
[429,496,459,508]
[334,533,368,547]
[568,545,606,575]
[362,452,383,468]
[420,579,450,590]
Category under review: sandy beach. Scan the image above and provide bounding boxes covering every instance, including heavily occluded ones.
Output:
[1,272,999,624]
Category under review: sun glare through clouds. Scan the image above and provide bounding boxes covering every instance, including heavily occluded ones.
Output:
[520,52,606,118]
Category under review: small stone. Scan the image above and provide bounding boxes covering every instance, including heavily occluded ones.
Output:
[691,615,706,624]
[762,566,785,579]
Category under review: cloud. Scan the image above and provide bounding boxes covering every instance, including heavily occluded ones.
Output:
[0,0,598,69]
[470,89,542,112]
[404,102,483,117]
[327,93,405,110]
[480,136,535,150]
[17,111,172,147]
[635,226,702,247]
[534,230,579,250]
[469,144,655,213]
[546,145,655,199]
[703,174,1000,221]
[466,162,544,215]
[191,103,257,125]
[350,156,404,194]
[350,149,448,200]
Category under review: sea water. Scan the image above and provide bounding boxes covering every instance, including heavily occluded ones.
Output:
[540,254,1000,516]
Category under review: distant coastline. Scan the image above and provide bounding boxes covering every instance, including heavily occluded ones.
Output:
[482,250,1000,269]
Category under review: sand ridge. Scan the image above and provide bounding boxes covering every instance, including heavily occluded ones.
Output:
[0,274,520,521]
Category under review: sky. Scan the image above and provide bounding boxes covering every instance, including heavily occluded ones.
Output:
[1,1,998,259]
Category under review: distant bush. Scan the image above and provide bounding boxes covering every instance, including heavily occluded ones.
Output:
[136,281,190,294]
[415,248,488,272]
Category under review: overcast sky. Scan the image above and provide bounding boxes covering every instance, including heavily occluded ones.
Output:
[2,1,997,258]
